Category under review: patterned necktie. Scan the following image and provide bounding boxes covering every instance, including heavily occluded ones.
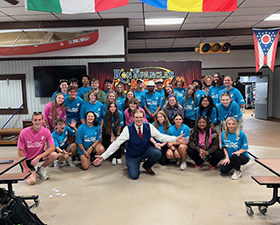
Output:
[138,126,142,140]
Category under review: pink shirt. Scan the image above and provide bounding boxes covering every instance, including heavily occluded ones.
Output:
[43,102,66,130]
[17,127,54,160]
[124,107,147,125]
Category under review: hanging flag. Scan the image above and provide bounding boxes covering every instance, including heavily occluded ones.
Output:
[139,0,237,12]
[25,0,128,14]
[253,28,280,72]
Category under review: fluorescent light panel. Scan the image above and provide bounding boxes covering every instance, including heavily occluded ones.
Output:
[145,18,184,25]
[264,14,280,21]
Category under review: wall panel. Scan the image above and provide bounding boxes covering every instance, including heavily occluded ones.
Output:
[0,58,125,128]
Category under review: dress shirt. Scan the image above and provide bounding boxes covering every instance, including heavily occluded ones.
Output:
[101,123,177,160]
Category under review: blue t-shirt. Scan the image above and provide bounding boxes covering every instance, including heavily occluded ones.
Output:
[221,130,250,160]
[134,90,147,103]
[116,96,126,113]
[155,89,165,108]
[76,123,101,154]
[218,87,245,106]
[141,92,161,118]
[217,101,242,121]
[167,124,190,139]
[103,110,124,128]
[51,91,69,102]
[196,106,218,125]
[52,126,75,149]
[77,86,92,100]
[195,89,207,106]
[174,87,186,99]
[208,85,225,105]
[152,122,171,143]
[64,97,84,124]
[181,97,197,120]
[80,101,103,124]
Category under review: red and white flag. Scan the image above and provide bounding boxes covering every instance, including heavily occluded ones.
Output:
[253,28,279,72]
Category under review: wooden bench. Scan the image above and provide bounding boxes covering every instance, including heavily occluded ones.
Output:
[0,128,22,145]
[252,176,280,185]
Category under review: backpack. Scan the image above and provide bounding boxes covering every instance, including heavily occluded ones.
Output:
[0,197,46,225]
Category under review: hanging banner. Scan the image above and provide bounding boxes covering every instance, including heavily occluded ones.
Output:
[88,61,201,90]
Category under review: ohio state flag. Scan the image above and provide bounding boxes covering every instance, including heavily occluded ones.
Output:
[253,28,279,72]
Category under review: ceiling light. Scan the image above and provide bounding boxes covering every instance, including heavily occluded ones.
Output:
[145,18,184,25]
[264,14,280,21]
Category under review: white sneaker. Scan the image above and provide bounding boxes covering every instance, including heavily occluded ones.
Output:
[53,160,60,168]
[66,157,75,167]
[116,159,122,165]
[112,158,117,165]
[36,166,49,180]
[231,170,242,180]
[180,161,187,170]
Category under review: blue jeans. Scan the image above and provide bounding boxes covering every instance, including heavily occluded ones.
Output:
[126,146,162,180]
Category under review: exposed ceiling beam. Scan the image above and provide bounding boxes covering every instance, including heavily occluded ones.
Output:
[0,19,129,30]
[128,28,253,40]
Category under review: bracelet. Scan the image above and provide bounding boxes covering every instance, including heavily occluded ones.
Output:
[83,150,87,154]
[90,145,94,149]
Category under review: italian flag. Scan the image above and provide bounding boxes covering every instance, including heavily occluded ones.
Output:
[25,0,129,14]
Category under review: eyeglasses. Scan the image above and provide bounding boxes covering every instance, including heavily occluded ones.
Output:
[59,79,68,83]
[33,111,42,115]
[222,91,230,94]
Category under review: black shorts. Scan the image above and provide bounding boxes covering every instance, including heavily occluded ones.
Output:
[20,157,44,172]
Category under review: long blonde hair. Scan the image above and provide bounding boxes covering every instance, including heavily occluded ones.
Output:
[224,117,239,140]
[52,93,66,126]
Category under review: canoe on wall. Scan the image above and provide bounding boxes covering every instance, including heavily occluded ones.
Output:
[0,30,99,56]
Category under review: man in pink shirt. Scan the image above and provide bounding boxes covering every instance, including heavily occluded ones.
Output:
[18,112,57,185]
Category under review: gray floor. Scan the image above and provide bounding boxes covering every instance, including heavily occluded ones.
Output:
[1,110,280,225]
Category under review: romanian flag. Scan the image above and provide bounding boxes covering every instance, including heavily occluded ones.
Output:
[25,0,129,14]
[139,0,237,12]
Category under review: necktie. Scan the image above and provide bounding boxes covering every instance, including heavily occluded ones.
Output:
[138,126,142,140]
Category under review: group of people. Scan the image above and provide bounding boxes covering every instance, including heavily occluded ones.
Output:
[17,73,250,184]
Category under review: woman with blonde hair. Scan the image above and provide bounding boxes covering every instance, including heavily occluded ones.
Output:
[43,93,66,131]
[150,110,171,165]
[220,117,250,180]
[217,92,243,131]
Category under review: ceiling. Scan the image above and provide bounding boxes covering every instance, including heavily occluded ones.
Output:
[0,0,280,53]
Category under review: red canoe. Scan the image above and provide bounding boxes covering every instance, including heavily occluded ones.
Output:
[0,30,99,55]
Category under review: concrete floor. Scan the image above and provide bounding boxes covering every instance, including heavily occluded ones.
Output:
[0,110,280,225]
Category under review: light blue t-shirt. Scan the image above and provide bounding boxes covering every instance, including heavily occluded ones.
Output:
[80,101,103,124]
[155,89,165,108]
[52,126,75,149]
[76,123,101,154]
[116,96,126,113]
[196,106,218,125]
[152,122,171,143]
[64,97,84,124]
[195,89,207,106]
[217,101,242,121]
[77,86,92,100]
[221,130,250,160]
[141,92,161,118]
[174,87,186,99]
[103,111,124,131]
[51,91,69,102]
[208,85,225,106]
[181,97,197,120]
[134,90,148,103]
[167,124,190,139]
[218,87,245,106]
